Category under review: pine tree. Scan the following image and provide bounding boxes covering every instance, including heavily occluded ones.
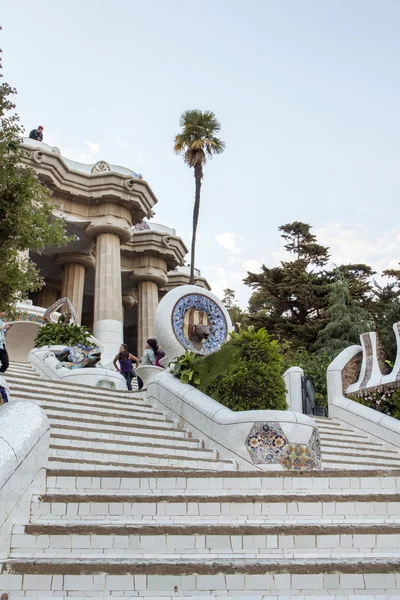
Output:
[316,273,373,357]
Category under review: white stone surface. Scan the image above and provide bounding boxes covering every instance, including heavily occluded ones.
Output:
[283,366,304,413]
[154,285,232,364]
[136,366,317,470]
[28,347,127,390]
[93,319,124,368]
[0,401,49,557]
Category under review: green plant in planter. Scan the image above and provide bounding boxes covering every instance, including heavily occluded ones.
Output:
[34,321,95,348]
[170,352,201,387]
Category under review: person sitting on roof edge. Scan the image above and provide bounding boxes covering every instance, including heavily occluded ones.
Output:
[29,126,44,142]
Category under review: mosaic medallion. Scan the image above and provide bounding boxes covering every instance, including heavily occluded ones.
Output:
[245,421,320,471]
[171,293,229,355]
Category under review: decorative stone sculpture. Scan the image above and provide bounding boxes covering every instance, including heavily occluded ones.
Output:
[43,297,77,326]
[154,285,232,364]
[53,345,101,369]
[91,160,111,173]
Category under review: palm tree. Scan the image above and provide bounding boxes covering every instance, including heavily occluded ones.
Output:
[174,110,225,284]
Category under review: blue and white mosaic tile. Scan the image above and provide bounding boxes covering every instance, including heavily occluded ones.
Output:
[171,293,228,355]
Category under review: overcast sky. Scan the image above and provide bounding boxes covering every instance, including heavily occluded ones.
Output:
[2,0,400,306]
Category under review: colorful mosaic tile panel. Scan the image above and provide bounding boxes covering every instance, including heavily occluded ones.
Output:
[171,293,228,355]
[245,421,321,471]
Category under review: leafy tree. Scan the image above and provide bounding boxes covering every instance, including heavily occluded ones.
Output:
[222,287,249,329]
[245,222,377,350]
[316,273,373,357]
[222,288,236,310]
[174,110,225,284]
[0,42,69,311]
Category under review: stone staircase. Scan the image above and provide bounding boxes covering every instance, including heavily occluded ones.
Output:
[1,362,400,598]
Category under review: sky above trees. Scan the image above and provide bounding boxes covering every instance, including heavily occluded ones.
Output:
[2,0,400,306]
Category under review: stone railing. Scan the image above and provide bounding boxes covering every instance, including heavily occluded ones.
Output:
[0,400,50,558]
[327,324,400,449]
[136,366,320,471]
[28,346,127,390]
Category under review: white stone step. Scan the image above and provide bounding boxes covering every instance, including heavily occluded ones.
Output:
[30,490,400,521]
[5,372,140,400]
[44,408,179,430]
[21,397,166,421]
[49,436,217,460]
[10,521,400,557]
[1,557,400,595]
[47,447,236,472]
[10,385,154,410]
[45,468,400,493]
[50,427,203,450]
[322,454,400,469]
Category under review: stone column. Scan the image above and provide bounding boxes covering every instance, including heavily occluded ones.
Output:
[131,256,168,356]
[36,285,58,309]
[86,218,132,366]
[138,281,159,355]
[55,253,95,324]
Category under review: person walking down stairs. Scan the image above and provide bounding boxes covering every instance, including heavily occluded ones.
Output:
[0,312,11,374]
[113,343,139,391]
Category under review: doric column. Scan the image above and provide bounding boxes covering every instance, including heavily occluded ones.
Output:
[137,281,159,355]
[55,253,95,324]
[36,285,58,309]
[131,256,168,356]
[86,217,132,365]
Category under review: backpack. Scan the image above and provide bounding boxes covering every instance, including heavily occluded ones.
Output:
[155,350,166,368]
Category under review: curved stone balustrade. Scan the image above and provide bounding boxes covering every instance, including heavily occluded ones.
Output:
[136,366,320,471]
[29,347,127,390]
[0,401,50,558]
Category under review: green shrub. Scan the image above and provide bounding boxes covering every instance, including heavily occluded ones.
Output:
[170,352,201,387]
[34,321,95,348]
[196,327,287,411]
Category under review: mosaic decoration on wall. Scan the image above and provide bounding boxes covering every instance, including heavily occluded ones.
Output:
[132,221,151,232]
[171,293,228,355]
[245,421,321,471]
[6,312,44,325]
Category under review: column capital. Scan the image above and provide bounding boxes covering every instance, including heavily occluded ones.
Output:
[86,217,132,244]
[130,256,168,288]
[55,252,95,272]
[122,291,138,309]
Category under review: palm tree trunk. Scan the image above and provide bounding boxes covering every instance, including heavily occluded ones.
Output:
[190,163,203,285]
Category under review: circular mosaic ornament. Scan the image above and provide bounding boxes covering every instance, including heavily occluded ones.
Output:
[171,293,228,355]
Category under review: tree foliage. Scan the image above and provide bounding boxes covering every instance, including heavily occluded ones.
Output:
[174,110,225,284]
[316,274,373,356]
[245,222,377,350]
[222,288,249,329]
[197,328,287,412]
[0,42,69,311]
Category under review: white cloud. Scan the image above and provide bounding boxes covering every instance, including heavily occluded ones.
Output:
[315,221,400,276]
[215,232,241,253]
[86,139,101,154]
